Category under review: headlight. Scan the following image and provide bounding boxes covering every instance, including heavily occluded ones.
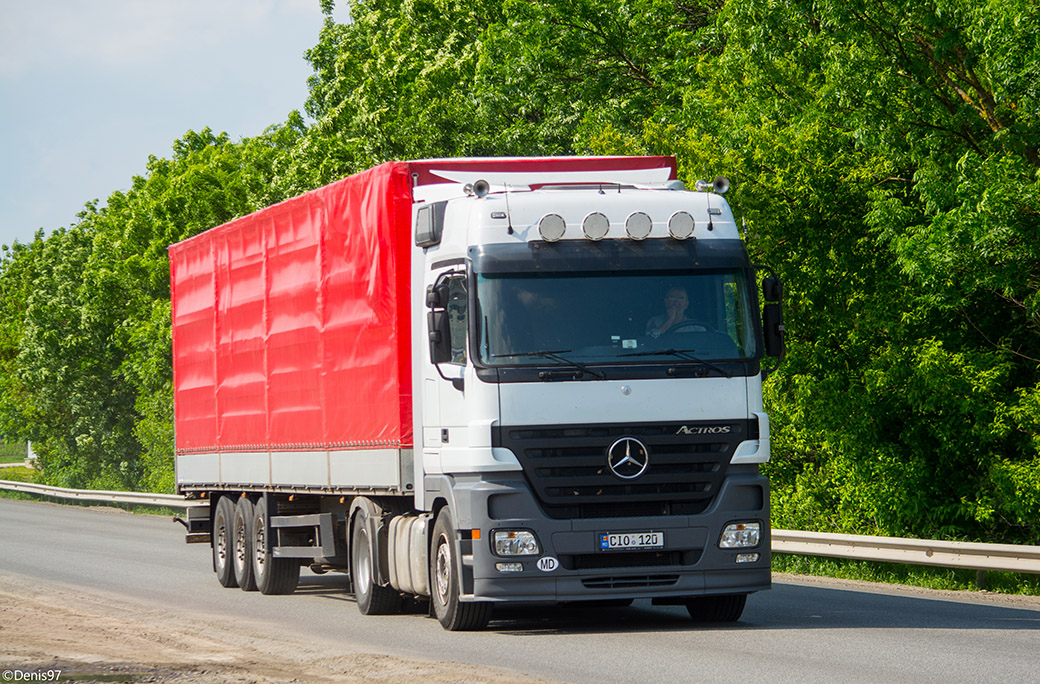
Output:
[719,522,761,549]
[493,529,541,556]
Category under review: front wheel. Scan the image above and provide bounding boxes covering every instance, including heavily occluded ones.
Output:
[685,593,747,622]
[430,508,492,631]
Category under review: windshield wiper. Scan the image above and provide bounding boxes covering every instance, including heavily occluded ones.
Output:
[491,349,606,380]
[618,348,732,378]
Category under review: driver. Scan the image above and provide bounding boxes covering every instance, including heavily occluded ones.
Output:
[646,286,689,339]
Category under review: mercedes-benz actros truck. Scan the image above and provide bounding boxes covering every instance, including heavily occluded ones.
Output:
[170,156,785,630]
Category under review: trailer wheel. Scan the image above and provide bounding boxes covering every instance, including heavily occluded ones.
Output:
[233,496,257,591]
[430,508,492,631]
[351,508,401,615]
[685,593,747,622]
[251,497,300,595]
[213,496,238,588]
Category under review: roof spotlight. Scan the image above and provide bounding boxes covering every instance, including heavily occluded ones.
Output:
[538,214,566,242]
[668,211,695,239]
[582,212,609,240]
[625,212,652,240]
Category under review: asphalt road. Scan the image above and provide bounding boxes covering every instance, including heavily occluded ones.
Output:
[2,497,1038,683]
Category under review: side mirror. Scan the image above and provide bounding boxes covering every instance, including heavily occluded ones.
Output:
[415,202,447,247]
[428,311,452,364]
[763,303,785,359]
[754,266,786,371]
[426,282,449,309]
[762,277,782,303]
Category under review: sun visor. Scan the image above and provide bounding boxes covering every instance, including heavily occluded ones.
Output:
[469,239,751,274]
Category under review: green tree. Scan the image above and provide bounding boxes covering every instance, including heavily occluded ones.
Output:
[1,0,1037,546]
[708,0,1040,541]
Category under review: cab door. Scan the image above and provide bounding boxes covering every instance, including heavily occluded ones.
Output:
[422,269,469,475]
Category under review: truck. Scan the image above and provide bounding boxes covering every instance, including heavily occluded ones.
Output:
[170,156,785,630]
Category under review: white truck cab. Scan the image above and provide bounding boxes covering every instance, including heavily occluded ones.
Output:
[411,160,783,627]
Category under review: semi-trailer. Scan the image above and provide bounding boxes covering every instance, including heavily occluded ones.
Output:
[170,156,785,630]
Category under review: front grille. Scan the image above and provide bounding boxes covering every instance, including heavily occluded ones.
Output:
[561,551,683,570]
[494,421,747,518]
[582,575,680,589]
[540,500,710,519]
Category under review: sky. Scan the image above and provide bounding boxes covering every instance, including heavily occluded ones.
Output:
[0,0,350,248]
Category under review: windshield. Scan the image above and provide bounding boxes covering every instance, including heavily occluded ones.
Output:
[476,269,758,367]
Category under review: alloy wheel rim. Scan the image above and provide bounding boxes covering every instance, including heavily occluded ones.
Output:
[235,518,247,567]
[356,529,371,591]
[217,523,228,567]
[435,537,451,602]
[254,520,266,571]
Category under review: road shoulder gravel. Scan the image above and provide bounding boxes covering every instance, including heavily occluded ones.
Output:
[0,571,561,684]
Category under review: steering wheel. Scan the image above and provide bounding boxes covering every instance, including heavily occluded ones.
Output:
[664,320,716,335]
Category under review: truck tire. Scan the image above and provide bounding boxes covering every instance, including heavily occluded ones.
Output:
[251,497,300,595]
[351,508,401,615]
[213,496,238,588]
[685,593,747,622]
[233,496,257,591]
[430,508,492,631]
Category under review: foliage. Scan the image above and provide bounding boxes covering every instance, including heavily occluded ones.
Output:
[0,127,301,491]
[710,0,1040,543]
[0,0,1037,547]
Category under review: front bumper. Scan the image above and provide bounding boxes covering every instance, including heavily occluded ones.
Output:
[440,465,771,603]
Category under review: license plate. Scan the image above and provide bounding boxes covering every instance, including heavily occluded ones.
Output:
[600,531,664,551]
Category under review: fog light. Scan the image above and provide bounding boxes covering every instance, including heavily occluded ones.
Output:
[493,529,541,556]
[736,553,760,564]
[496,562,524,573]
[719,522,761,549]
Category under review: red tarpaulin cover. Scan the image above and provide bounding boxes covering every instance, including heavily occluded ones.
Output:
[170,157,677,453]
[170,163,414,452]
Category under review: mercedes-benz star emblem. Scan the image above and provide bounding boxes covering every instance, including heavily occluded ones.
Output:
[607,437,650,479]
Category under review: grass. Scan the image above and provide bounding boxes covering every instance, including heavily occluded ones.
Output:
[0,440,28,463]
[773,553,1040,596]
[0,465,36,482]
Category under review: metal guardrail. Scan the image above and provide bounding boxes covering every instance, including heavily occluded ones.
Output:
[2,479,1039,574]
[773,528,1040,574]
[0,479,193,508]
